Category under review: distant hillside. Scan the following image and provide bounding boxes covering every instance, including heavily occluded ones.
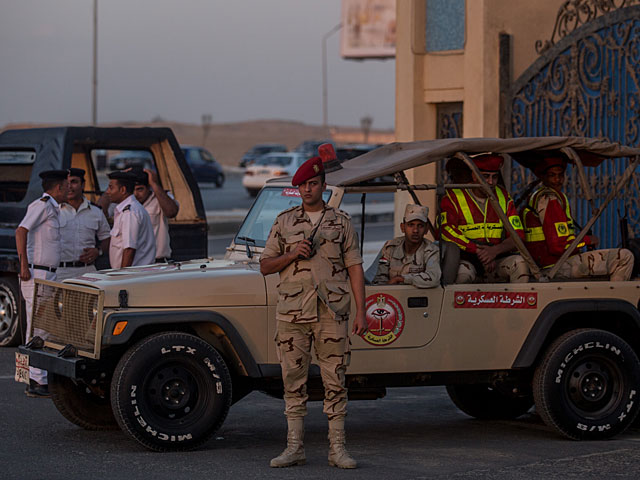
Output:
[2,120,395,167]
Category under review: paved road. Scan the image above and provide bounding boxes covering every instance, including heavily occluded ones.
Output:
[2,348,640,479]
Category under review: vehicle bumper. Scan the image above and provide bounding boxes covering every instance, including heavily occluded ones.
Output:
[18,345,95,380]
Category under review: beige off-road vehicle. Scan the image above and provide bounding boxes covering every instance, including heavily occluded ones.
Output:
[16,137,640,451]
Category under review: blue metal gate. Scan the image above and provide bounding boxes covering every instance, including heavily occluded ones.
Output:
[508,4,640,247]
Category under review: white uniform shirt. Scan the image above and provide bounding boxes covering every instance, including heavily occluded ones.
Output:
[59,197,111,262]
[18,193,61,268]
[143,191,177,259]
[109,194,156,268]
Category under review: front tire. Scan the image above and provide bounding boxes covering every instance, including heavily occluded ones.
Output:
[0,276,23,347]
[446,384,533,420]
[111,332,232,451]
[49,374,118,430]
[215,173,225,188]
[533,328,640,440]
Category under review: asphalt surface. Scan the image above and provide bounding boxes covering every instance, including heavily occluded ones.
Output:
[2,347,640,479]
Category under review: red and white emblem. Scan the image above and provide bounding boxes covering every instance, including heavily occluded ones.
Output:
[361,293,405,346]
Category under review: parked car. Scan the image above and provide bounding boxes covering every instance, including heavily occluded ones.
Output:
[239,143,287,168]
[181,146,225,187]
[242,152,306,196]
[293,139,334,157]
[108,150,154,171]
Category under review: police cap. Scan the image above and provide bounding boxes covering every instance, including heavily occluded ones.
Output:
[469,153,504,172]
[534,156,567,177]
[68,167,85,179]
[39,169,69,180]
[107,170,137,188]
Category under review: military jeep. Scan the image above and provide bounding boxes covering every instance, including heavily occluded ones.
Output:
[16,136,640,451]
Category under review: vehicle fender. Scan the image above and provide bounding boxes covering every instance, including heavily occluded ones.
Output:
[102,310,261,378]
[512,298,640,368]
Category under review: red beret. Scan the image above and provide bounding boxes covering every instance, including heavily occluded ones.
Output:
[534,156,567,177]
[470,153,504,172]
[292,156,324,186]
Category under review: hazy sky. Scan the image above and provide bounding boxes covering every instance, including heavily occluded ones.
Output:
[0,0,396,129]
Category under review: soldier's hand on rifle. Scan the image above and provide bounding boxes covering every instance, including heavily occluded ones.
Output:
[293,239,313,259]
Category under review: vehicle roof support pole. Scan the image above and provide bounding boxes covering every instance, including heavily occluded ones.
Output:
[393,171,437,239]
[547,154,640,279]
[360,193,366,255]
[561,147,597,213]
[454,152,543,280]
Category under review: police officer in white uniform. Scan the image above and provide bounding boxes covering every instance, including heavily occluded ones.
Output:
[106,171,156,268]
[132,168,179,262]
[15,169,69,397]
[57,168,111,281]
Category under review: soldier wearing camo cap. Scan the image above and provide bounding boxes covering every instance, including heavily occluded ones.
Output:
[260,151,366,469]
[373,204,441,287]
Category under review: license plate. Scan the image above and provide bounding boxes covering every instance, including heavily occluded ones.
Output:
[15,352,29,384]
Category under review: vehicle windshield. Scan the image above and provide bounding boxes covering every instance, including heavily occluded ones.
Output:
[254,155,293,167]
[235,186,332,247]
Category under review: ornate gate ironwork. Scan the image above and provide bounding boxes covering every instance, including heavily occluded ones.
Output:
[508,5,640,247]
[437,102,463,183]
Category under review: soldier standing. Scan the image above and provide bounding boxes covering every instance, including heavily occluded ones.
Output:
[522,155,633,280]
[15,169,69,397]
[106,171,156,268]
[260,156,367,469]
[373,204,441,287]
[57,168,111,281]
[439,153,529,283]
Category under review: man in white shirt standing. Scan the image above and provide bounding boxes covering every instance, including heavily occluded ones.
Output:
[15,169,69,397]
[106,171,156,269]
[57,168,111,281]
[131,168,179,262]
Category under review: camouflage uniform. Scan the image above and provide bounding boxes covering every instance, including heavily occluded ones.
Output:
[262,204,362,420]
[372,236,441,287]
[524,186,633,281]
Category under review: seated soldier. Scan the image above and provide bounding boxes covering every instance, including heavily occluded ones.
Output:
[522,155,633,281]
[439,153,529,283]
[373,204,441,288]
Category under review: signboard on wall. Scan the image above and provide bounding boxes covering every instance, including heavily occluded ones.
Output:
[341,0,396,59]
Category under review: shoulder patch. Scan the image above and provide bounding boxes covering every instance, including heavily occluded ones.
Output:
[40,196,49,202]
[123,205,131,212]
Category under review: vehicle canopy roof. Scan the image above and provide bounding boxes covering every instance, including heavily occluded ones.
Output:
[326,136,640,187]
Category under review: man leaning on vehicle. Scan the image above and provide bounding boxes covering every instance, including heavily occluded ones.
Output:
[522,155,633,281]
[373,204,441,287]
[260,154,367,469]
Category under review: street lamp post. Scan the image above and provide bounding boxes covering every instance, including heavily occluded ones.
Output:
[92,0,98,125]
[322,23,342,128]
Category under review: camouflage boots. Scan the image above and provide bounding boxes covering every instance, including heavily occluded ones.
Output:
[270,418,306,468]
[328,418,357,469]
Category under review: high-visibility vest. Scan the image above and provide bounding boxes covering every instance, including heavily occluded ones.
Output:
[522,186,584,267]
[440,186,523,252]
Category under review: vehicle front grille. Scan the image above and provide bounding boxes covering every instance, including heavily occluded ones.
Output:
[32,279,104,358]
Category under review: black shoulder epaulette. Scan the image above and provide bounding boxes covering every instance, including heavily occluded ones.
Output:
[40,196,49,202]
[90,201,100,209]
[123,205,131,211]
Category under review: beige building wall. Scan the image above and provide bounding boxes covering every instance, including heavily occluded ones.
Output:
[394,0,563,233]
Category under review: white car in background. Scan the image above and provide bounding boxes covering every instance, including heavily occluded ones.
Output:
[241,152,307,196]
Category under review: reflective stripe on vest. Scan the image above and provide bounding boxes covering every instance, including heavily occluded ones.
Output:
[451,188,508,240]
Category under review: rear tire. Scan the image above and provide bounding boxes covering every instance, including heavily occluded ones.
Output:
[533,328,640,440]
[446,384,533,420]
[215,173,225,188]
[49,374,118,430]
[111,332,232,451]
[0,276,24,347]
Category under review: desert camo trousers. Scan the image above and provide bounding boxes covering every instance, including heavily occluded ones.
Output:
[554,248,633,281]
[456,254,530,283]
[275,302,350,420]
